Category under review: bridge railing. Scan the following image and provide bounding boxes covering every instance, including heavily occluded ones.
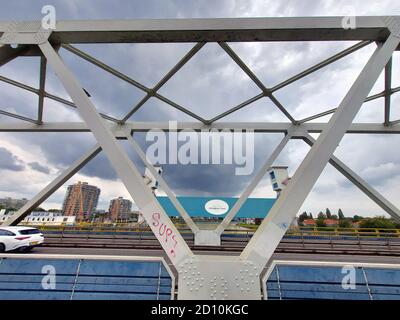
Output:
[285,226,400,240]
[32,223,400,240]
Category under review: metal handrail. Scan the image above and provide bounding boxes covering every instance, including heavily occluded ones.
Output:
[35,224,400,239]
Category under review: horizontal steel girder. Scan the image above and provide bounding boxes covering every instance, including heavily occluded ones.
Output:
[0,122,399,134]
[0,16,396,44]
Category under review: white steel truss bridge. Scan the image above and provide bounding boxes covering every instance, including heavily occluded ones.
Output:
[0,16,400,299]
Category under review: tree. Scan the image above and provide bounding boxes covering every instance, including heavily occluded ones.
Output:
[326,208,332,219]
[316,219,326,227]
[338,209,345,220]
[298,212,309,222]
[339,219,352,228]
[34,207,46,212]
[309,213,313,219]
[316,211,326,227]
[317,211,326,220]
[331,214,338,220]
[48,209,60,212]
[352,215,363,222]
[359,216,396,229]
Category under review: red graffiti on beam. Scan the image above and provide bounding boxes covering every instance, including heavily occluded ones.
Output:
[152,212,178,257]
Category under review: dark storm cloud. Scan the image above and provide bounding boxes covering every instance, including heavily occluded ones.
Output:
[28,161,51,174]
[19,133,96,168]
[80,153,117,180]
[133,131,283,196]
[2,132,121,181]
[30,133,122,181]
[0,147,25,171]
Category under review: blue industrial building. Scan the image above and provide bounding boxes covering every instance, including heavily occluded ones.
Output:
[156,196,275,218]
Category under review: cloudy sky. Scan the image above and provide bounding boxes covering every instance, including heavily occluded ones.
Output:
[0,0,399,218]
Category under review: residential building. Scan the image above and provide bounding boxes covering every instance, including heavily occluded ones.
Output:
[109,197,132,221]
[0,210,76,226]
[0,197,28,210]
[62,181,100,221]
[302,219,317,227]
[324,219,339,227]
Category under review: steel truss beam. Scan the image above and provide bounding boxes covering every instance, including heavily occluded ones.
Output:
[1,121,400,134]
[61,43,207,124]
[0,16,393,44]
[126,133,200,234]
[0,44,30,66]
[271,41,372,92]
[0,74,119,123]
[37,55,47,124]
[384,58,393,125]
[214,132,292,236]
[240,34,400,269]
[218,42,296,124]
[0,36,396,128]
[4,144,102,226]
[193,131,293,246]
[39,41,193,266]
[297,84,400,123]
[302,133,400,223]
[0,110,37,124]
[0,34,378,128]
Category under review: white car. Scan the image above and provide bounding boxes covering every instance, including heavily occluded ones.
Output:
[0,226,44,252]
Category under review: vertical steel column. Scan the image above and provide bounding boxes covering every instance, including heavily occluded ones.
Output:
[37,55,47,124]
[241,35,400,269]
[39,41,193,266]
[384,58,392,125]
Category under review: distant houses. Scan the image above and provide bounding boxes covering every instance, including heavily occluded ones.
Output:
[301,218,340,227]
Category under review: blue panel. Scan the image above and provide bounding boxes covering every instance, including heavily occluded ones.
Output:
[276,265,366,284]
[0,258,78,299]
[369,285,400,295]
[265,264,400,300]
[78,260,163,277]
[76,275,171,286]
[73,283,171,294]
[0,290,73,300]
[278,290,371,300]
[0,258,80,275]
[0,274,76,283]
[0,282,73,291]
[157,196,275,218]
[372,294,400,300]
[267,282,369,294]
[71,292,169,300]
[364,268,400,285]
[0,258,172,300]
